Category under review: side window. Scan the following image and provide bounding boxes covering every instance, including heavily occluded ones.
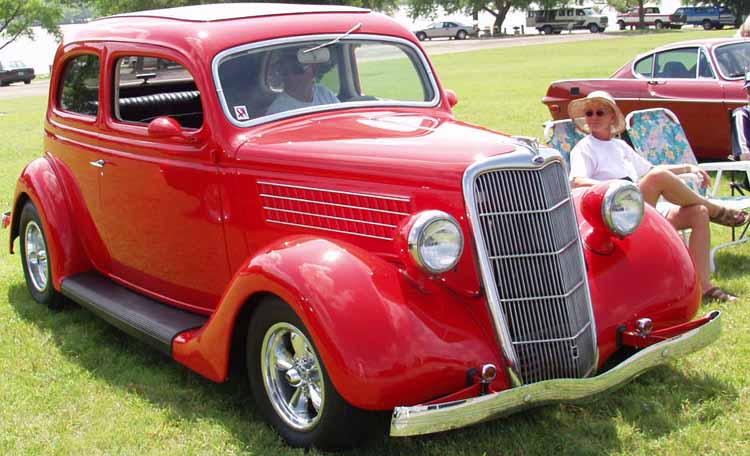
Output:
[59,54,100,117]
[655,48,698,79]
[353,43,429,102]
[698,49,715,79]
[113,56,203,129]
[576,10,585,16]
[634,55,654,78]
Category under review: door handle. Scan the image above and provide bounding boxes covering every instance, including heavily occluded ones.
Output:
[647,80,667,85]
[89,159,106,168]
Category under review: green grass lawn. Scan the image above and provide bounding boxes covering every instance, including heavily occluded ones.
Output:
[2,29,750,454]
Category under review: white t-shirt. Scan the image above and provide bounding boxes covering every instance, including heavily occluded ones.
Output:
[569,135,653,184]
[266,84,339,115]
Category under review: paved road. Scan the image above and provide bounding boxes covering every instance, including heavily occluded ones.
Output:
[0,78,49,100]
[0,32,616,100]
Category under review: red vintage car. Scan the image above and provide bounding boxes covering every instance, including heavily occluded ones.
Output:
[2,3,720,449]
[544,38,750,160]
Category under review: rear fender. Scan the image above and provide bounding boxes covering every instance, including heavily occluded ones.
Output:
[10,157,90,289]
[172,235,506,410]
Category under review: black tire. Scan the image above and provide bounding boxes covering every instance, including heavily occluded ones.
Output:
[655,20,663,29]
[24,79,31,85]
[19,202,63,309]
[456,30,467,40]
[542,25,553,35]
[714,23,723,30]
[247,297,375,449]
[416,32,426,41]
[588,23,600,33]
[617,20,626,30]
[0,81,8,87]
[702,19,713,30]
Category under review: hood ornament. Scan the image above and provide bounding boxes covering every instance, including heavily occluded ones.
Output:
[512,135,544,164]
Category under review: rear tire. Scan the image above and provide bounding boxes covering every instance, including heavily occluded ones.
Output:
[19,202,63,309]
[416,32,426,41]
[655,20,663,29]
[246,297,375,449]
[542,25,553,35]
[588,23,600,33]
[24,80,31,85]
[456,30,467,40]
[617,20,626,30]
[702,19,713,30]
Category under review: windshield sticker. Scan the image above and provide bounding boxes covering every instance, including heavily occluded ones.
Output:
[234,105,249,121]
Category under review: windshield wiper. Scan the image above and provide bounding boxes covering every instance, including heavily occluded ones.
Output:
[303,23,362,54]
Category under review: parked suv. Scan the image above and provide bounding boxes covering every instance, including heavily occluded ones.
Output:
[672,6,736,30]
[0,60,35,86]
[527,6,608,34]
[3,3,720,450]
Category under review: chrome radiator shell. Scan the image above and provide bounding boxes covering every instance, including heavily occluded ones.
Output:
[462,148,598,385]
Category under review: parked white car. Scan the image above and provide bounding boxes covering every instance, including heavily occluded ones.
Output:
[414,21,478,40]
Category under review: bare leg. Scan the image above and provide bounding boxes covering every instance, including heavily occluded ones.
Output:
[639,167,723,216]
[665,204,712,291]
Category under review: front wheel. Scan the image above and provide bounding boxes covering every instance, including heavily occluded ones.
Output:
[19,202,63,309]
[702,19,713,30]
[247,298,374,449]
[542,25,553,35]
[617,20,626,30]
[416,32,426,41]
[655,20,663,29]
[588,23,600,33]
[456,30,467,40]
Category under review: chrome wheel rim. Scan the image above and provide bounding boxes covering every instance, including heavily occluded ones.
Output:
[261,322,325,431]
[24,221,48,293]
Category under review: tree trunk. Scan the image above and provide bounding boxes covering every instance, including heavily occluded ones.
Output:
[484,1,513,34]
[637,0,645,30]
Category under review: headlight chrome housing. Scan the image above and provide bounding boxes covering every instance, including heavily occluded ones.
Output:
[602,181,644,236]
[408,211,464,274]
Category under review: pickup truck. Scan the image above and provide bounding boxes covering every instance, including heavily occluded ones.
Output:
[616,7,677,30]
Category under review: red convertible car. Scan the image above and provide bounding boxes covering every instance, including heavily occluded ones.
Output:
[3,3,720,449]
[544,38,750,160]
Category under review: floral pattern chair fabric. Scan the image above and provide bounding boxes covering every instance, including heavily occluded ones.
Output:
[543,119,584,169]
[626,107,750,272]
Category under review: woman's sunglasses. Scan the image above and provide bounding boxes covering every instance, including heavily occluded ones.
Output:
[585,109,609,117]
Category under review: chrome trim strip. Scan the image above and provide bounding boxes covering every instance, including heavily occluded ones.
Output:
[258,180,410,202]
[478,197,570,216]
[260,194,410,216]
[461,146,599,386]
[390,311,721,437]
[212,34,441,128]
[267,220,393,240]
[488,238,577,260]
[264,206,398,228]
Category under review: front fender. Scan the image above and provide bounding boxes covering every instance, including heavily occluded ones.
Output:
[10,157,90,289]
[173,235,506,410]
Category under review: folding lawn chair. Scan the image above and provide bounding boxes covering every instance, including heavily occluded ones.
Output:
[543,118,583,170]
[626,107,750,272]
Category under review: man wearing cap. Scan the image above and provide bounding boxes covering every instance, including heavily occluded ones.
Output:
[569,90,746,302]
[266,47,339,116]
[731,72,750,161]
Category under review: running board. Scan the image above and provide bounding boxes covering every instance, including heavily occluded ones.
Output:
[60,272,209,355]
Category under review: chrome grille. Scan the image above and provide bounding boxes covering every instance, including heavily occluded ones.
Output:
[471,160,596,384]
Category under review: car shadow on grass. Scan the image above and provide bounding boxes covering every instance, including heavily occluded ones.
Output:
[6,281,738,455]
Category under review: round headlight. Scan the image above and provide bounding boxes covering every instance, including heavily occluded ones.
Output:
[602,180,644,236]
[408,211,464,274]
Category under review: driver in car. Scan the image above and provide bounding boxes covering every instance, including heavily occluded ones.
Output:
[265,47,339,115]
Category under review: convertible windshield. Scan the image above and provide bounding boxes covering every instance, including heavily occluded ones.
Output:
[216,38,436,124]
[714,42,750,78]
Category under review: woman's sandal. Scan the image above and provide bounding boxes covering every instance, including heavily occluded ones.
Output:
[702,287,738,303]
[710,206,749,227]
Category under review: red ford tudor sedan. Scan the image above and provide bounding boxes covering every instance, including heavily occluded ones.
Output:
[3,3,720,449]
[544,38,750,160]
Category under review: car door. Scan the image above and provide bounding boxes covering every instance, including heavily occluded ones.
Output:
[640,46,726,158]
[93,45,230,311]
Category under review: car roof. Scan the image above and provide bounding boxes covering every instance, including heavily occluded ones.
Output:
[651,38,748,52]
[97,3,369,22]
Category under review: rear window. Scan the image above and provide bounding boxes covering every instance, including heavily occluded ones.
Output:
[59,54,100,117]
[714,42,750,78]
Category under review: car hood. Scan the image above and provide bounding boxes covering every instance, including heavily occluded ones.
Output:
[234,111,521,189]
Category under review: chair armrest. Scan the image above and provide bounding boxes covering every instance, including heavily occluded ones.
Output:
[698,161,750,172]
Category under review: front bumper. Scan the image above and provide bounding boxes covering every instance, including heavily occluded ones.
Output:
[390,310,721,437]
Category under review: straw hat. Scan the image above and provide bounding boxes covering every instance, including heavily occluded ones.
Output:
[567,90,626,135]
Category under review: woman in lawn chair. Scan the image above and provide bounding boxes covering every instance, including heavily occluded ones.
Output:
[569,91,747,302]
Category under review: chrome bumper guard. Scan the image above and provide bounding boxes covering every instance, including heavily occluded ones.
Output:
[390,311,721,437]
[1,211,10,230]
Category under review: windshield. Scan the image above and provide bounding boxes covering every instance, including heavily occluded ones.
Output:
[215,37,437,125]
[714,42,750,79]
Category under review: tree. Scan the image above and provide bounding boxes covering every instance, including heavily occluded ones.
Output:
[0,0,66,51]
[607,0,646,29]
[407,0,560,34]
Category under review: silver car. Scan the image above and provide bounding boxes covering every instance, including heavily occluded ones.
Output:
[414,21,477,41]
